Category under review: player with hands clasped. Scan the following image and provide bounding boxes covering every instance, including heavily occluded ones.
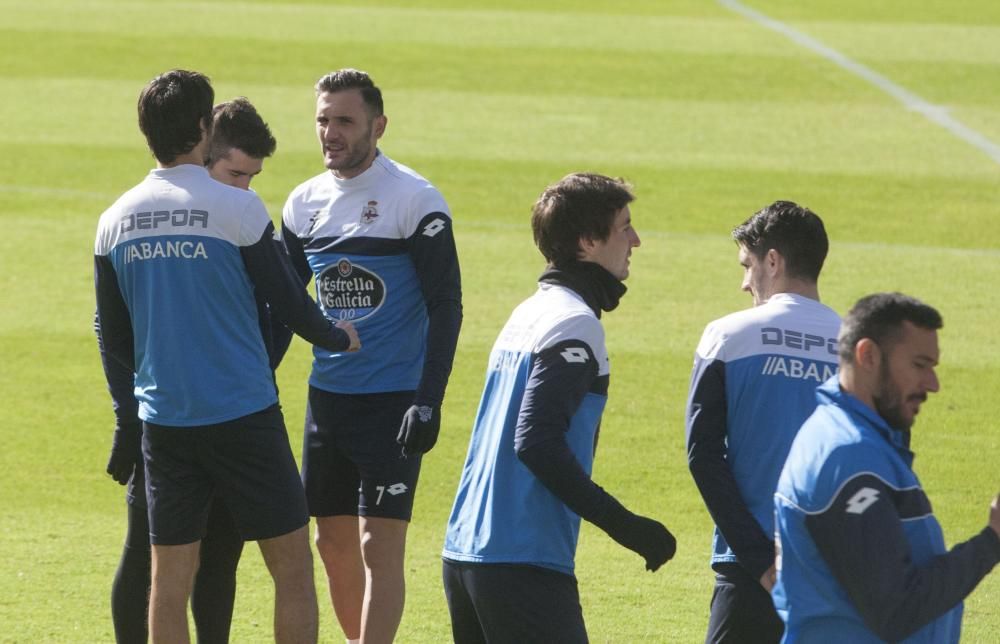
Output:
[281,69,461,644]
[442,173,675,643]
[773,293,1000,643]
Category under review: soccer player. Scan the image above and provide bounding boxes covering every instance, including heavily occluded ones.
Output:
[281,68,462,644]
[685,201,840,643]
[442,173,676,643]
[774,293,1000,642]
[98,96,280,643]
[95,69,360,643]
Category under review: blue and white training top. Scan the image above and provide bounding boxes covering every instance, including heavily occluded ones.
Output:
[282,152,461,403]
[95,164,348,426]
[686,293,840,579]
[443,282,609,575]
[773,377,1000,643]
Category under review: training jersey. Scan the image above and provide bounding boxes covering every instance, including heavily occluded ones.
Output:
[686,293,840,578]
[443,283,608,576]
[282,152,460,399]
[94,165,279,426]
[773,377,1000,643]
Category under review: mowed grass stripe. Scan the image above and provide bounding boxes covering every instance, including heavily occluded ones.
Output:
[0,29,896,104]
[0,1,806,56]
[3,77,996,181]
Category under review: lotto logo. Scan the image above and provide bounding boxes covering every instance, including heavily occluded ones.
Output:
[422,218,447,237]
[845,487,881,514]
[561,348,589,363]
[386,483,408,496]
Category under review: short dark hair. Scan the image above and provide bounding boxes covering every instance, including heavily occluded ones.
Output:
[137,70,214,164]
[838,292,943,363]
[207,97,277,165]
[531,173,635,268]
[314,68,383,116]
[732,201,828,282]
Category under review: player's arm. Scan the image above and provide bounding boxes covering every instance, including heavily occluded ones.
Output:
[241,221,355,354]
[280,221,314,287]
[686,352,775,581]
[408,212,462,406]
[806,472,1000,641]
[92,282,141,485]
[515,340,676,571]
[94,255,135,373]
[397,211,463,455]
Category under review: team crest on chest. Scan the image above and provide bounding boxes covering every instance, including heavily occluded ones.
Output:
[360,200,379,225]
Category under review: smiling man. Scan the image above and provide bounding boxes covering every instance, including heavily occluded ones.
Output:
[442,173,675,643]
[773,292,1000,643]
[281,68,462,644]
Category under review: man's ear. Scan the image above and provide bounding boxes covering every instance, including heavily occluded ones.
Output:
[373,114,387,139]
[577,235,597,262]
[855,338,881,372]
[764,248,784,277]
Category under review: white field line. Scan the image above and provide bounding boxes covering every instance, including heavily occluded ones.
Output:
[719,0,1000,167]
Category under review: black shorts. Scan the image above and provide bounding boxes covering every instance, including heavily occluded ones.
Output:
[143,404,308,546]
[301,387,421,521]
[705,563,784,644]
[442,559,588,644]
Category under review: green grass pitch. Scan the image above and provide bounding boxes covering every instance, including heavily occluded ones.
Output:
[1,0,999,641]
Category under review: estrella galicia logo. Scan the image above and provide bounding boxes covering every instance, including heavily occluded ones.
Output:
[316,259,386,322]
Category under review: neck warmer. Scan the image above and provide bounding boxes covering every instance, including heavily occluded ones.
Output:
[538,261,627,318]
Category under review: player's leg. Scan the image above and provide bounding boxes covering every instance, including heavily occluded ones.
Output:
[302,386,366,640]
[357,516,408,644]
[149,542,201,643]
[111,499,151,644]
[314,515,365,639]
[441,558,487,644]
[143,421,214,644]
[213,404,317,644]
[257,525,318,644]
[705,564,784,644]
[191,497,244,644]
[352,392,423,644]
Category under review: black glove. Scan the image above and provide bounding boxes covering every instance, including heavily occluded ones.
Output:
[106,421,142,485]
[396,404,441,456]
[604,510,677,572]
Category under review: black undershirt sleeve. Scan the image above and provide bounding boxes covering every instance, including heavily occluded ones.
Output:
[240,222,349,353]
[93,312,138,426]
[514,341,627,527]
[407,212,463,406]
[94,254,135,374]
[807,472,1000,641]
[280,222,314,287]
[686,356,774,579]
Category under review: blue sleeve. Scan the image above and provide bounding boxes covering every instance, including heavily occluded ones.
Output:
[686,355,775,579]
[806,472,1000,641]
[514,340,624,527]
[94,254,135,373]
[240,222,349,353]
[93,311,139,427]
[407,212,463,406]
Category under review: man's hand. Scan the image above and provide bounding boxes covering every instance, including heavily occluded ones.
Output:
[336,320,361,352]
[396,404,441,456]
[106,421,142,485]
[760,563,777,592]
[606,511,677,572]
